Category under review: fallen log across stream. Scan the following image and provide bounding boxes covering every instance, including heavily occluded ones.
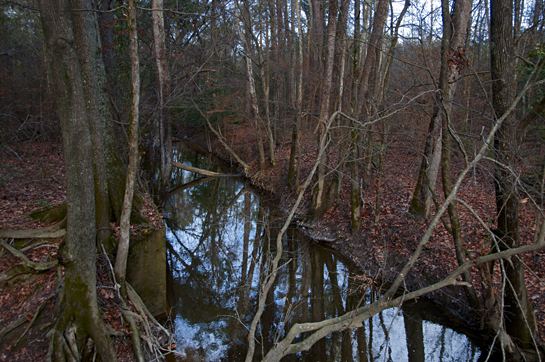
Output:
[172,161,223,177]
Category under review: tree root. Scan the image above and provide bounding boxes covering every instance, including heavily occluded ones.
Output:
[0,239,58,287]
[28,204,67,225]
[100,245,174,361]
[120,303,145,362]
[38,243,173,362]
[0,239,58,271]
[0,217,67,239]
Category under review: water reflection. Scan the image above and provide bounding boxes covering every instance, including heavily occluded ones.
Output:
[163,143,484,361]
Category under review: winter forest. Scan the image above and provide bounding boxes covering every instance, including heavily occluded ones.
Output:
[1,0,545,361]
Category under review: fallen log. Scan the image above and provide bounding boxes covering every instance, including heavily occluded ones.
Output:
[172,161,222,177]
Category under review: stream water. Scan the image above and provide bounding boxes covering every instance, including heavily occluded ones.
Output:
[163,143,488,362]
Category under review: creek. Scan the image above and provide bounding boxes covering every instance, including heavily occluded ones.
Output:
[163,142,489,361]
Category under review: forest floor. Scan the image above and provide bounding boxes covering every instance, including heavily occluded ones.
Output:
[0,129,544,360]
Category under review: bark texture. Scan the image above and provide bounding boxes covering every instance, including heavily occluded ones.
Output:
[490,0,538,350]
[115,0,140,293]
[144,0,173,208]
[38,0,116,359]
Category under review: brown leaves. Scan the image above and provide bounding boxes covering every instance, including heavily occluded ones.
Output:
[0,142,66,230]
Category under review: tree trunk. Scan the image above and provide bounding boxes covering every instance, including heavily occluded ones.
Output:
[408,0,468,220]
[309,0,339,221]
[257,4,276,168]
[490,0,538,350]
[115,0,140,295]
[38,0,116,359]
[96,0,127,223]
[69,0,114,247]
[98,0,119,117]
[356,0,389,187]
[237,0,266,171]
[150,0,173,207]
[288,0,303,189]
[437,0,481,313]
[349,0,362,234]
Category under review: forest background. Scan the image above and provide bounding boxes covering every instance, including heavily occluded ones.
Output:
[1,0,545,361]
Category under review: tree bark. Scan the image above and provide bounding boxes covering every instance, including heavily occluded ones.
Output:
[490,0,538,350]
[146,0,173,208]
[309,0,339,221]
[69,0,113,247]
[37,0,116,359]
[288,0,303,190]
[115,0,140,294]
[359,0,389,187]
[408,0,468,220]
[435,0,482,313]
[237,0,266,171]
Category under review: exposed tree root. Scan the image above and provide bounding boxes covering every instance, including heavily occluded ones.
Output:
[1,231,172,361]
[0,238,58,287]
[101,245,173,361]
[0,217,66,239]
[120,303,145,362]
[0,239,58,271]
[28,204,67,225]
[0,263,33,286]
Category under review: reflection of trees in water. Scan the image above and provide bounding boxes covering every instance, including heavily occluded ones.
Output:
[164,148,483,361]
[166,177,248,323]
[404,310,424,362]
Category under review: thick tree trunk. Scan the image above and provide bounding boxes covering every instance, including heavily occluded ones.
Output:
[490,0,538,350]
[69,0,114,247]
[96,0,127,223]
[98,0,119,114]
[37,0,116,359]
